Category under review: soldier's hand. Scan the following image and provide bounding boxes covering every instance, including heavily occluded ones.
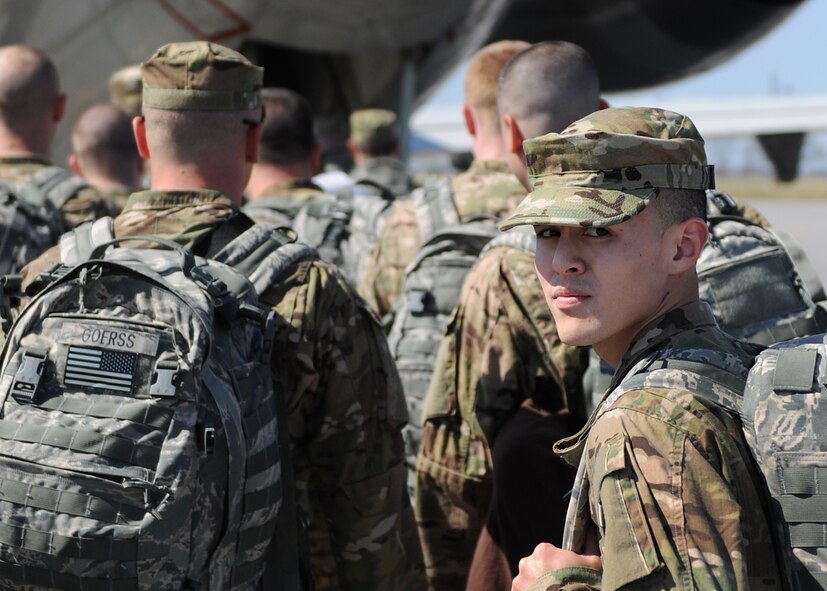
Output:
[511,542,602,591]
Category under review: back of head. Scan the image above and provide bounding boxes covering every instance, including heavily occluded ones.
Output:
[348,108,398,156]
[259,87,315,165]
[498,41,601,139]
[0,44,60,134]
[72,103,139,184]
[140,41,263,165]
[464,40,531,132]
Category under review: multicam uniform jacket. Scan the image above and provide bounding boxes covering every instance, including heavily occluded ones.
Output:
[0,156,112,228]
[529,301,781,591]
[357,159,525,317]
[19,189,426,591]
[415,241,588,589]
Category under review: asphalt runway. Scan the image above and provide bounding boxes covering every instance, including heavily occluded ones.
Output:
[752,200,827,288]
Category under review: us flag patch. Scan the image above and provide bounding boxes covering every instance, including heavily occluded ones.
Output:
[64,346,136,393]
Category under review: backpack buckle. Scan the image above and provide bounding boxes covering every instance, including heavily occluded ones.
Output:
[149,360,179,397]
[11,348,47,405]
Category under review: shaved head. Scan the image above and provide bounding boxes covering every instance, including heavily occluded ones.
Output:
[465,40,531,131]
[72,103,139,183]
[498,41,601,138]
[0,44,60,130]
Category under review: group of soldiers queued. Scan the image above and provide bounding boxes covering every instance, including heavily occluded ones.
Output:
[0,35,809,591]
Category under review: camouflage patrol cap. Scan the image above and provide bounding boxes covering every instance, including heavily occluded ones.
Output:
[500,106,715,230]
[141,41,262,111]
[349,108,399,147]
[108,64,142,112]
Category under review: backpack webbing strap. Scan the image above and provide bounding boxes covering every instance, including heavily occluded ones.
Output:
[33,395,172,430]
[198,212,255,259]
[0,520,151,560]
[0,420,161,469]
[482,224,536,256]
[0,475,145,522]
[59,217,115,265]
[0,561,137,591]
[772,348,818,392]
[413,178,460,242]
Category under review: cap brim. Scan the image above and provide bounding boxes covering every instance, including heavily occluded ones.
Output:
[499,185,658,231]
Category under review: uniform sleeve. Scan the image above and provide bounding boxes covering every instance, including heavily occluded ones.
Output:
[267,260,425,591]
[357,200,422,318]
[577,390,770,591]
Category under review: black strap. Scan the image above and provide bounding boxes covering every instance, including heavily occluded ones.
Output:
[193,212,255,259]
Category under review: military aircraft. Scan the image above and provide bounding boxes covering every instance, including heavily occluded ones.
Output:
[0,0,805,160]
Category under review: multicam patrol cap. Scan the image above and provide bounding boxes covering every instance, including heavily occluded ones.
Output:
[500,106,715,230]
[141,41,262,111]
[349,108,399,147]
[108,64,142,113]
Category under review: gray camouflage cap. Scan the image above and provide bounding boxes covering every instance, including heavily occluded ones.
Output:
[500,106,715,230]
[141,41,262,111]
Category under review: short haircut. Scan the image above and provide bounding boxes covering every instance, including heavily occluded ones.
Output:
[464,40,531,131]
[72,103,139,180]
[0,45,60,130]
[498,41,601,139]
[258,87,315,165]
[650,188,707,230]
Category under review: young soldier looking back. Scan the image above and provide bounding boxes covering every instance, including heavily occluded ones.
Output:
[505,107,780,591]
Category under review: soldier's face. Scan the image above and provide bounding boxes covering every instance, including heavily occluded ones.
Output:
[533,206,675,366]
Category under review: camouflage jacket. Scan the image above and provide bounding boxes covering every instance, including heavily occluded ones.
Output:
[0,156,112,228]
[19,190,426,591]
[350,155,414,197]
[358,159,524,317]
[243,178,327,226]
[530,301,780,591]
[415,241,587,589]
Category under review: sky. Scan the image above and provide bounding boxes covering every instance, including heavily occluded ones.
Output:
[424,0,827,108]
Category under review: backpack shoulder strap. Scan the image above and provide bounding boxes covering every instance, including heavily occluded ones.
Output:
[412,177,460,242]
[58,217,115,265]
[23,166,89,210]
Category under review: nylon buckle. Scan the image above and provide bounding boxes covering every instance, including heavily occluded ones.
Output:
[149,360,179,397]
[11,348,47,404]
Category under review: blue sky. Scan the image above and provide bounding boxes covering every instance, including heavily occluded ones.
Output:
[424,0,827,108]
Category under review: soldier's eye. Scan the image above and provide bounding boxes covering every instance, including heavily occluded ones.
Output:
[583,227,610,238]
[535,226,559,239]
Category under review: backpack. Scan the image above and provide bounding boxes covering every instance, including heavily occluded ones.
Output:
[602,334,827,590]
[0,217,310,590]
[0,168,71,277]
[386,178,500,484]
[292,179,395,284]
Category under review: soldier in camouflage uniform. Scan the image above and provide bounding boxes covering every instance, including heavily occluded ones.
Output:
[415,41,602,591]
[506,107,781,590]
[20,41,425,591]
[347,108,414,197]
[108,63,143,118]
[243,87,330,227]
[69,103,143,215]
[0,44,111,228]
[358,40,529,318]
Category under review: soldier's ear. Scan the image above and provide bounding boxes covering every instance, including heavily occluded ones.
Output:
[52,94,67,123]
[311,142,322,175]
[461,103,476,138]
[502,114,525,156]
[667,217,708,275]
[68,153,82,176]
[133,115,150,159]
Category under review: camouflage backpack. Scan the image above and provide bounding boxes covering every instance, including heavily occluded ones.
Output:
[0,217,310,590]
[386,178,500,484]
[597,334,827,590]
[0,167,73,277]
[292,179,395,284]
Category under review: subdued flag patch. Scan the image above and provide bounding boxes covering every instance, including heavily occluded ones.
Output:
[64,346,136,393]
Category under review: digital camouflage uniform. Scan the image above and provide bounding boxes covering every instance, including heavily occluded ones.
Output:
[243,178,328,227]
[358,159,524,317]
[20,189,426,591]
[350,155,415,197]
[0,156,112,228]
[500,107,782,590]
[415,236,588,589]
